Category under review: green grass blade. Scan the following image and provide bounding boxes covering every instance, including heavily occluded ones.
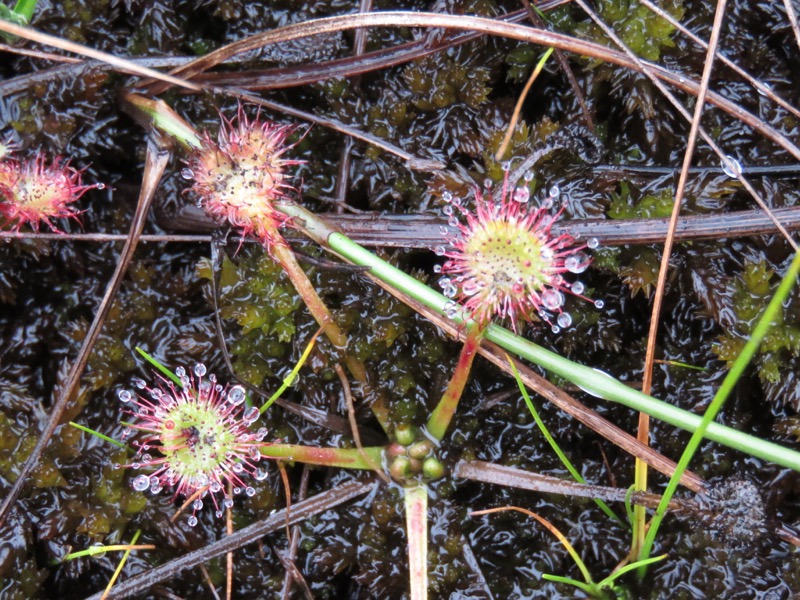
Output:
[640,248,800,568]
[507,356,621,523]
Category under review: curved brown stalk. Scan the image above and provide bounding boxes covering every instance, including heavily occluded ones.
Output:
[138,12,800,165]
[0,138,172,528]
[631,0,728,560]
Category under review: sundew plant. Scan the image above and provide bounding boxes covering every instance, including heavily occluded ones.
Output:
[1,1,800,599]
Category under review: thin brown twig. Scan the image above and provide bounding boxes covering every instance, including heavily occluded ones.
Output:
[782,0,800,53]
[639,0,730,495]
[0,138,172,528]
[198,565,221,600]
[0,42,82,63]
[280,467,312,600]
[637,0,800,121]
[170,486,206,522]
[0,19,201,91]
[519,0,594,131]
[334,364,390,484]
[82,480,377,600]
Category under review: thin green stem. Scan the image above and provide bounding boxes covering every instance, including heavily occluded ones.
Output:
[321,230,800,472]
[507,358,621,523]
[639,248,800,571]
[63,541,155,561]
[70,422,128,450]
[261,443,384,470]
[426,325,482,441]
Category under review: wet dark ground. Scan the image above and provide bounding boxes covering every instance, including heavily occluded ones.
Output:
[1,0,800,598]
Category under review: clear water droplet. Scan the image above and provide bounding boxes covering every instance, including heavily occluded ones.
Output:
[523,171,534,182]
[255,468,269,481]
[433,264,442,274]
[132,475,150,492]
[442,204,453,216]
[132,378,146,390]
[541,196,554,209]
[587,237,599,249]
[721,156,742,178]
[551,325,561,334]
[224,498,234,508]
[227,385,246,405]
[245,486,256,497]
[501,161,511,172]
[557,312,572,328]
[193,499,204,510]
[194,364,207,377]
[180,168,194,180]
[548,185,560,198]
[210,481,222,493]
[594,299,605,309]
[175,367,186,379]
[434,246,445,256]
[442,191,452,203]
[188,515,198,527]
[118,389,132,403]
[571,281,585,295]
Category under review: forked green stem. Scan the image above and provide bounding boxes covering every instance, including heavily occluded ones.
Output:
[426,325,482,440]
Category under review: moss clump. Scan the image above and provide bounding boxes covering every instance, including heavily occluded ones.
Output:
[197,249,301,385]
[575,0,684,62]
[713,260,800,396]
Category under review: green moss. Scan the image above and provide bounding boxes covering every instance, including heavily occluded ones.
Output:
[197,249,301,384]
[575,0,684,62]
[712,260,800,389]
[608,183,673,220]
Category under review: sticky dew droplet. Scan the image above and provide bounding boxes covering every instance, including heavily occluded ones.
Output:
[243,406,260,424]
[227,385,246,405]
[513,186,530,203]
